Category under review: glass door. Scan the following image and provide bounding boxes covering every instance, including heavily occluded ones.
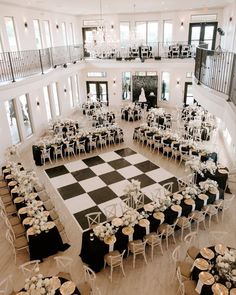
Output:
[82,27,96,57]
[184,82,195,106]
[86,81,109,106]
[188,22,217,50]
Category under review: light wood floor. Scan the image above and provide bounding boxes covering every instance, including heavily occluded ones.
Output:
[1,108,236,295]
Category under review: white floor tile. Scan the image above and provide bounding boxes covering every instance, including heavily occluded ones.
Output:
[64,193,96,214]
[64,160,88,172]
[118,165,143,179]
[99,151,122,162]
[146,168,174,182]
[124,153,147,165]
[90,162,115,175]
[79,176,107,193]
[49,173,77,189]
[109,179,131,197]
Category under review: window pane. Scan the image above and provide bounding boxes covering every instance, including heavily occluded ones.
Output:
[147,22,158,44]
[147,71,157,76]
[43,86,52,121]
[87,72,106,77]
[68,77,74,107]
[4,17,19,52]
[99,84,107,103]
[191,26,201,40]
[5,99,21,144]
[120,22,130,45]
[204,26,214,40]
[88,83,97,102]
[62,22,68,46]
[0,34,3,53]
[68,23,74,45]
[161,72,170,101]
[163,21,172,43]
[122,72,131,100]
[33,19,42,49]
[43,20,52,48]
[136,22,146,44]
[19,94,33,137]
[52,83,60,116]
[74,75,79,105]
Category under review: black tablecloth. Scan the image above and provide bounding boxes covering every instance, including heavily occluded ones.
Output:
[196,169,228,190]
[28,226,70,261]
[80,188,224,272]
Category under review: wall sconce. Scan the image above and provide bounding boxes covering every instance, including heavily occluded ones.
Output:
[63,63,67,68]
[181,21,184,27]
[229,17,233,22]
[111,24,114,31]
[53,65,58,69]
[24,22,28,28]
[73,61,77,64]
[113,79,116,86]
[64,88,67,93]
[56,24,59,30]
[176,80,180,85]
[36,100,40,106]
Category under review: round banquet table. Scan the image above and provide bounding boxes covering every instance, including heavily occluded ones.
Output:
[18,277,81,295]
[192,245,236,295]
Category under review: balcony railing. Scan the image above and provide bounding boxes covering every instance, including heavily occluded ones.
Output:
[0,45,84,84]
[0,42,195,84]
[194,46,236,106]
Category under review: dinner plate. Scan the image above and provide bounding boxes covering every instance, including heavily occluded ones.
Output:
[111,217,123,227]
[184,198,195,206]
[230,289,236,295]
[211,283,228,295]
[139,219,150,227]
[143,203,154,212]
[15,292,29,295]
[199,271,215,285]
[218,169,229,174]
[153,212,165,221]
[29,192,38,199]
[60,281,76,295]
[51,276,61,290]
[22,217,34,225]
[5,174,13,179]
[104,235,116,245]
[46,221,55,230]
[194,258,209,270]
[198,194,209,201]
[3,168,10,173]
[14,197,24,204]
[215,244,227,255]
[200,247,215,260]
[171,205,182,212]
[27,227,36,236]
[209,187,219,194]
[8,180,17,186]
[18,207,28,214]
[122,226,134,236]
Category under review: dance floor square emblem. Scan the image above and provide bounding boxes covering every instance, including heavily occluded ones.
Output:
[45,148,178,231]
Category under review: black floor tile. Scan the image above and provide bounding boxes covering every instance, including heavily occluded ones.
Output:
[134,160,160,173]
[115,148,136,157]
[72,168,96,182]
[128,174,156,188]
[88,186,118,205]
[45,165,69,178]
[58,183,85,200]
[83,156,105,167]
[99,171,125,185]
[108,158,131,170]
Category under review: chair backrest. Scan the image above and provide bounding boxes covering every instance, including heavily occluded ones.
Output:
[38,190,49,202]
[163,182,173,195]
[19,260,40,278]
[172,245,180,264]
[184,231,197,249]
[54,256,73,274]
[85,212,101,229]
[109,249,126,266]
[83,265,97,291]
[132,240,147,254]
[134,192,145,210]
[5,229,16,255]
[120,197,131,214]
[0,275,13,295]
[176,267,185,295]
[104,204,117,220]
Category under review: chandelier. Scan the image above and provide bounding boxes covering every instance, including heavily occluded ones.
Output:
[85,0,120,58]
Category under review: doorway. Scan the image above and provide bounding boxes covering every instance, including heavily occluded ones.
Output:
[184,82,196,106]
[82,27,97,57]
[86,81,109,106]
[188,22,218,50]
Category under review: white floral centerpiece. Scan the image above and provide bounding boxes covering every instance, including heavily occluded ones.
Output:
[93,223,117,240]
[199,179,218,192]
[121,208,144,227]
[27,201,44,217]
[5,145,19,161]
[153,195,172,212]
[182,185,200,200]
[186,158,217,177]
[24,269,55,295]
[29,211,49,235]
[216,248,236,286]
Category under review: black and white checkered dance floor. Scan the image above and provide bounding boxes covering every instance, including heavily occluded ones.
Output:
[45,148,178,231]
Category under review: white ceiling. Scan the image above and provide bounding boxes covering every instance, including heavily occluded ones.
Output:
[0,0,233,16]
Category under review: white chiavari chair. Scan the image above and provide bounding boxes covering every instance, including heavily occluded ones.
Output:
[85,212,102,229]
[144,231,164,261]
[53,144,64,161]
[176,267,198,295]
[172,246,192,280]
[54,256,73,280]
[184,231,199,261]
[127,239,148,268]
[104,204,117,221]
[162,182,174,196]
[19,260,40,278]
[159,219,178,249]
[41,148,52,165]
[104,250,126,282]
[5,229,28,263]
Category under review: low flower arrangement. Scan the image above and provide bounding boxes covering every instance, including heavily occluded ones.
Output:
[199,179,218,192]
[121,209,144,227]
[186,158,217,177]
[216,249,236,286]
[24,270,55,295]
[93,223,117,240]
[153,195,172,212]
[182,185,200,200]
[29,211,49,235]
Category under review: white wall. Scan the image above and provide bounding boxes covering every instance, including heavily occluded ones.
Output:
[222,2,236,52]
[0,3,79,51]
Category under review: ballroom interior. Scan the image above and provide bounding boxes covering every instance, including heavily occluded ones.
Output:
[0,0,236,294]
